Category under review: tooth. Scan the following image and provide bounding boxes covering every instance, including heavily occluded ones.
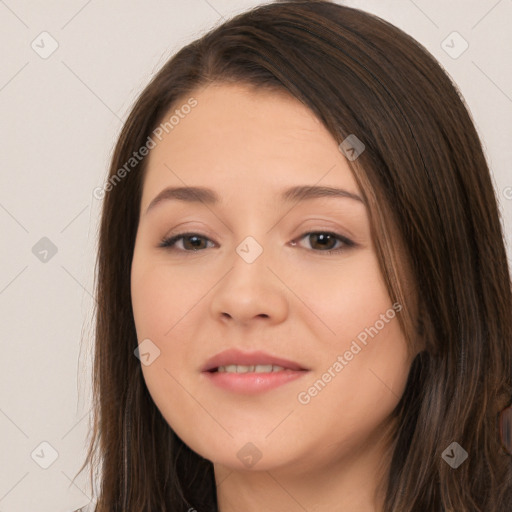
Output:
[255,364,273,373]
[216,364,288,373]
[236,365,253,373]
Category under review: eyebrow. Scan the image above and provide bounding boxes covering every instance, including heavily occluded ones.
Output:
[144,185,364,214]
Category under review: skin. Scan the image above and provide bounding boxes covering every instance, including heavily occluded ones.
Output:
[130,83,416,511]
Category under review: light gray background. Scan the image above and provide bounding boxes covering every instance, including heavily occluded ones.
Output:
[0,1,511,511]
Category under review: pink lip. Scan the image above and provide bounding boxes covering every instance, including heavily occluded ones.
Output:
[200,348,310,394]
[202,370,307,394]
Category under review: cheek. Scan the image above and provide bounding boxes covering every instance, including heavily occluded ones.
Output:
[293,250,411,414]
[130,252,207,372]
[131,256,202,339]
[288,249,394,342]
[131,257,204,439]
[292,315,410,460]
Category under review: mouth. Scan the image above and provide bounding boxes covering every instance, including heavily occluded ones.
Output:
[201,348,309,373]
[209,364,295,374]
[201,348,310,394]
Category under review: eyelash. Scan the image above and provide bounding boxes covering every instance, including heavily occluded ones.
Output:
[158,231,356,255]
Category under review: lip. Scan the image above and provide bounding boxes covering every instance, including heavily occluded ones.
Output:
[201,348,308,372]
[200,348,310,394]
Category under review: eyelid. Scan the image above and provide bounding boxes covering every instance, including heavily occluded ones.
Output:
[158,231,217,250]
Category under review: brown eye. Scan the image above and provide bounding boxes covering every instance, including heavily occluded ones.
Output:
[294,231,355,254]
[159,233,215,251]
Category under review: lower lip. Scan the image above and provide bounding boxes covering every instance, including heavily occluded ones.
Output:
[202,369,309,394]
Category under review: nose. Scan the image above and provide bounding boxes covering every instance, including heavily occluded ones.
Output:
[209,246,289,327]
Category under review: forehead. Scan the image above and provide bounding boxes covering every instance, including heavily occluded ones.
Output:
[141,83,359,203]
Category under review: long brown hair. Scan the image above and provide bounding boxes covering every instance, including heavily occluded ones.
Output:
[76,1,512,510]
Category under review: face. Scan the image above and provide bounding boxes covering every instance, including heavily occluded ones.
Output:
[130,83,414,475]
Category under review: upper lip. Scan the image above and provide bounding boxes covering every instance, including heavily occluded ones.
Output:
[201,348,309,372]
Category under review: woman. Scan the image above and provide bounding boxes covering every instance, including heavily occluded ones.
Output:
[75,1,512,510]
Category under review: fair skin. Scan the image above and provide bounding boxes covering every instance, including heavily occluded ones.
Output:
[130,83,415,511]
